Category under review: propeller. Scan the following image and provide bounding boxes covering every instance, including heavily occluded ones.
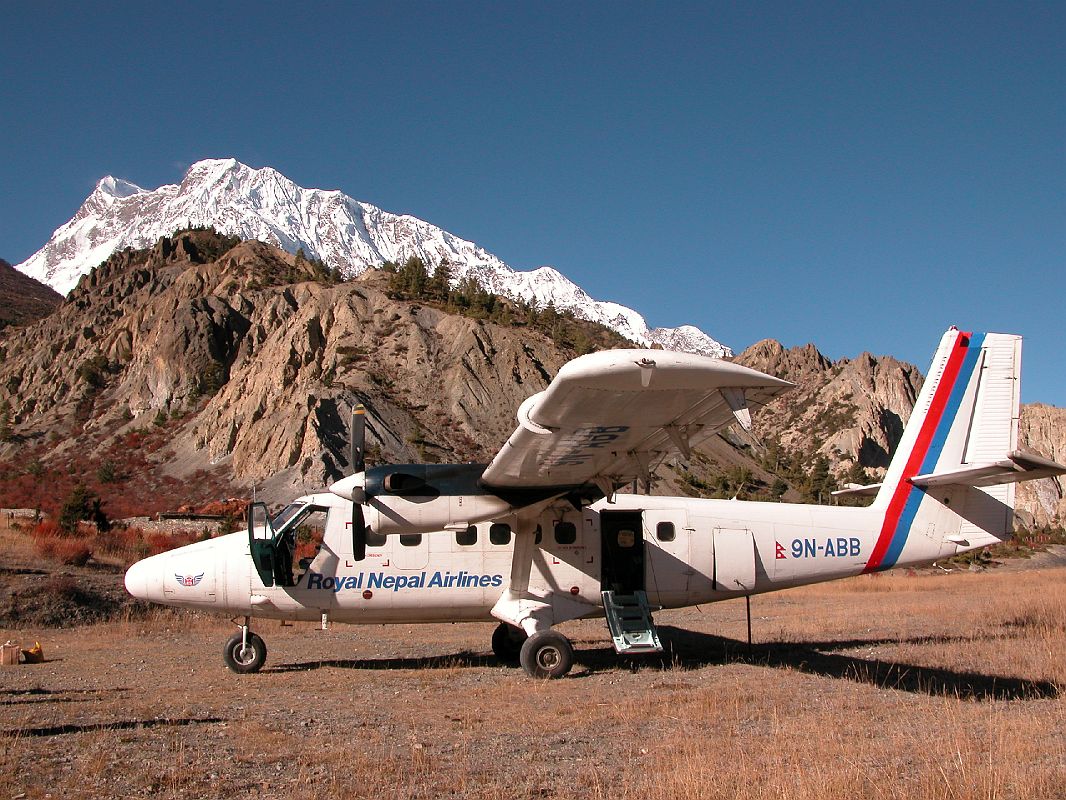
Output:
[349,404,368,561]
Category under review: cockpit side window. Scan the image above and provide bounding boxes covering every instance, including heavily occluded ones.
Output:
[289,507,328,584]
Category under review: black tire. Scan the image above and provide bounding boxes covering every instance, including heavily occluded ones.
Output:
[223,631,267,674]
[519,630,574,679]
[491,622,528,663]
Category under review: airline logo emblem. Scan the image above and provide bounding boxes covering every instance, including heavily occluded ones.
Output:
[175,572,205,587]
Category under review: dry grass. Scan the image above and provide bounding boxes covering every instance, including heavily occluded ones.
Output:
[2,562,1065,798]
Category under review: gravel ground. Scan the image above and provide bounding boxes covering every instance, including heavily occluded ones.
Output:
[2,524,1065,799]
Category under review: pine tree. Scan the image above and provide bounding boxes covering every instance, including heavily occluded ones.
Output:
[428,260,454,303]
[0,400,11,442]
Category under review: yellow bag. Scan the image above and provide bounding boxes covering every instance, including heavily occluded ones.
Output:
[21,641,44,664]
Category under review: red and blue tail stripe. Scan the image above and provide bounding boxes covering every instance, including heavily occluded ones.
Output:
[863,331,986,572]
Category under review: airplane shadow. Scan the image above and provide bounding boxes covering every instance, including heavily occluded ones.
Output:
[2,717,224,738]
[269,651,498,673]
[273,628,1059,702]
[571,625,1059,701]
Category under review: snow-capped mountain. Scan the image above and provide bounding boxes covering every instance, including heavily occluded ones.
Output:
[16,158,731,356]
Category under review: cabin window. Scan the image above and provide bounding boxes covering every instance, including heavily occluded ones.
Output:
[456,526,477,546]
[489,523,511,545]
[366,530,387,548]
[399,534,422,547]
[656,521,676,542]
[616,529,636,548]
[554,521,577,545]
[535,525,543,544]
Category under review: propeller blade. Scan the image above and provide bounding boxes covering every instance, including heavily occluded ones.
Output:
[351,404,366,474]
[352,500,367,562]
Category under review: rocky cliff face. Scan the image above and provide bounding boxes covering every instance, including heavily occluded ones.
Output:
[1017,404,1066,529]
[0,231,604,508]
[735,338,1064,528]
[735,338,923,474]
[1,231,1061,528]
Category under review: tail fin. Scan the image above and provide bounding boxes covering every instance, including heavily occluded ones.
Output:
[865,329,1022,571]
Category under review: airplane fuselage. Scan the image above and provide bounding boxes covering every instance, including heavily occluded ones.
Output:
[136,490,971,626]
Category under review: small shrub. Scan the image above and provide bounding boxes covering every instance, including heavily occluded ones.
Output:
[32,519,61,539]
[54,540,92,566]
[42,575,78,600]
[33,536,58,559]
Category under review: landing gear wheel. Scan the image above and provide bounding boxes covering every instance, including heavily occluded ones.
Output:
[491,622,528,663]
[519,630,574,679]
[223,631,267,674]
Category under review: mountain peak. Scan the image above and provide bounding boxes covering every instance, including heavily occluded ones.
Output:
[14,158,730,356]
[94,176,144,199]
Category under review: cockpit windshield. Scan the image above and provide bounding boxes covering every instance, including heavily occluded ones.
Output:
[271,503,306,532]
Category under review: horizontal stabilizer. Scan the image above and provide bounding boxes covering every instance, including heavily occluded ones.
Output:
[909,450,1066,489]
[831,482,882,498]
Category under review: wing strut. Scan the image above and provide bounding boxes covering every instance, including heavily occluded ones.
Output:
[663,425,692,460]
[722,388,752,432]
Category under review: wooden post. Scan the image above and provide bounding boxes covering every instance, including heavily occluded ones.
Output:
[745,594,752,654]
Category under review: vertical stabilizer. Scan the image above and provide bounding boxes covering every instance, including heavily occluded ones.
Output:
[864,329,1021,571]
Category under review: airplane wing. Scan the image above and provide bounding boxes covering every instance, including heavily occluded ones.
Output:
[480,349,793,490]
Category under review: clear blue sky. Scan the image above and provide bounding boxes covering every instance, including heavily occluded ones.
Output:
[2,2,1063,404]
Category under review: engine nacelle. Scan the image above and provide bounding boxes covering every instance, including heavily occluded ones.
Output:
[364,492,518,535]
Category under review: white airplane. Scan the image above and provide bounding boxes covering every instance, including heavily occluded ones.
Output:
[124,328,1065,678]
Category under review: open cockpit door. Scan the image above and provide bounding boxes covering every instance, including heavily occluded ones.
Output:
[248,502,279,587]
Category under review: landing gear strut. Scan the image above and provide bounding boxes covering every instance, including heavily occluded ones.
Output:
[223,617,267,673]
[519,630,574,679]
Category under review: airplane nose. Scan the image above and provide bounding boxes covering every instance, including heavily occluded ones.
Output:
[124,558,154,600]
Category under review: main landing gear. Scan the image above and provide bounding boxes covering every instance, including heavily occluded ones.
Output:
[491,622,527,663]
[492,622,575,679]
[223,617,267,674]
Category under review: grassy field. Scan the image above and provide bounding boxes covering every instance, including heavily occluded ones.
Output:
[1,512,1064,798]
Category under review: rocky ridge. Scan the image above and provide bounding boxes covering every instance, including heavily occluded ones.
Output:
[734,338,1065,529]
[0,258,62,330]
[0,230,1061,527]
[735,338,923,472]
[0,231,653,510]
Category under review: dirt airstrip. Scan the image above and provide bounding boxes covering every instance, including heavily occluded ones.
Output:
[1,520,1065,800]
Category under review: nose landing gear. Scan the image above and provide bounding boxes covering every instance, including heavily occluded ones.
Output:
[223,617,267,673]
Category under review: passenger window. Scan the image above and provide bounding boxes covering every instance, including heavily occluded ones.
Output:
[617,529,636,548]
[535,524,542,544]
[399,534,422,547]
[366,529,387,548]
[489,523,511,545]
[456,526,477,546]
[554,521,577,545]
[656,521,676,542]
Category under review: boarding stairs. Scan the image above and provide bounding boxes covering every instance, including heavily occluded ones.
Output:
[601,590,663,654]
